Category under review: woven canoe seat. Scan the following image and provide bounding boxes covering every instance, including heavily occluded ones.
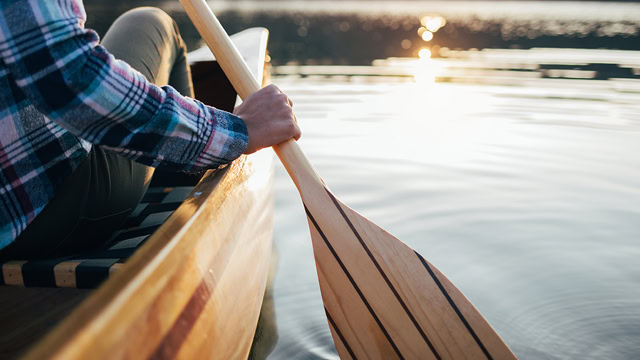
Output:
[0,185,194,289]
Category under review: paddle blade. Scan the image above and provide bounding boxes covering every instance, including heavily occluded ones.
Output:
[303,188,517,360]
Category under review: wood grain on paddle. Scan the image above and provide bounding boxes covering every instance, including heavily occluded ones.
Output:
[179,1,518,358]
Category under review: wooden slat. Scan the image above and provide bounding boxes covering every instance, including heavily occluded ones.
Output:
[2,261,27,286]
[53,261,83,288]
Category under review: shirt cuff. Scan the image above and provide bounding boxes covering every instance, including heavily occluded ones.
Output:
[193,106,249,170]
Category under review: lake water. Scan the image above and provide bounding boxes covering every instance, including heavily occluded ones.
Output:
[258,50,640,359]
[80,1,640,359]
[260,50,640,359]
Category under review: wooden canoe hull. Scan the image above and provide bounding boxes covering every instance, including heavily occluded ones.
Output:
[14,28,273,360]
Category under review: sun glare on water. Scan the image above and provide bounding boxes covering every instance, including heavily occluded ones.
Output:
[412,48,439,84]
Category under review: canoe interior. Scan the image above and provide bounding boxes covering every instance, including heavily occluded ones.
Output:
[0,28,273,360]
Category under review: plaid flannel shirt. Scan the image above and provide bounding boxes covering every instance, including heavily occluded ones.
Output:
[0,0,249,248]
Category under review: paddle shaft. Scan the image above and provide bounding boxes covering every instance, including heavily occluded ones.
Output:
[179,0,322,195]
[179,2,518,359]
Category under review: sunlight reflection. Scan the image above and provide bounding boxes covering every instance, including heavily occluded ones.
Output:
[420,15,447,32]
[413,49,438,84]
[412,61,435,84]
[418,48,432,59]
[397,78,507,166]
[421,31,434,41]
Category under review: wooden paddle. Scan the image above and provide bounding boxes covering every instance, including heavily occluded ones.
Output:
[179,1,518,358]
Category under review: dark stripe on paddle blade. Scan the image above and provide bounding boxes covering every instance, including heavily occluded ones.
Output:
[415,251,493,360]
[325,306,358,360]
[304,205,405,360]
[325,189,441,359]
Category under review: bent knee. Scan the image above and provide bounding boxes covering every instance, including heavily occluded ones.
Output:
[113,7,176,37]
[119,7,173,23]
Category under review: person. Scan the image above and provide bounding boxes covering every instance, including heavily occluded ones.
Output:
[0,2,300,260]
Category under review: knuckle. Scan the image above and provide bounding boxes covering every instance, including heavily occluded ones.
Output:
[269,84,281,92]
[262,84,276,94]
[268,84,281,93]
[285,109,295,119]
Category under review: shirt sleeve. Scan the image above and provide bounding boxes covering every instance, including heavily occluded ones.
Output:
[0,0,248,173]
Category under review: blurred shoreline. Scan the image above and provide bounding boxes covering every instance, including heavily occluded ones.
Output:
[84,1,640,65]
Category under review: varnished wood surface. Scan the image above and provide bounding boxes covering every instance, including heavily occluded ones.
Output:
[16,28,274,360]
[179,1,517,358]
[306,189,516,359]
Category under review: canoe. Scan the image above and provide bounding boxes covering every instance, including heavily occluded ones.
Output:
[0,28,274,359]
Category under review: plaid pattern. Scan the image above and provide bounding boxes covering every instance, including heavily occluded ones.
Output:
[0,0,249,248]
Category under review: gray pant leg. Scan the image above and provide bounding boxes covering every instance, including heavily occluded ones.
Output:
[101,7,194,96]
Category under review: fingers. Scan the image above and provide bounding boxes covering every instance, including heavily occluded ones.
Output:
[235,84,301,154]
[287,119,301,142]
[274,120,301,145]
[291,115,301,140]
[263,84,298,134]
[273,103,300,142]
[293,128,301,141]
[264,84,293,108]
